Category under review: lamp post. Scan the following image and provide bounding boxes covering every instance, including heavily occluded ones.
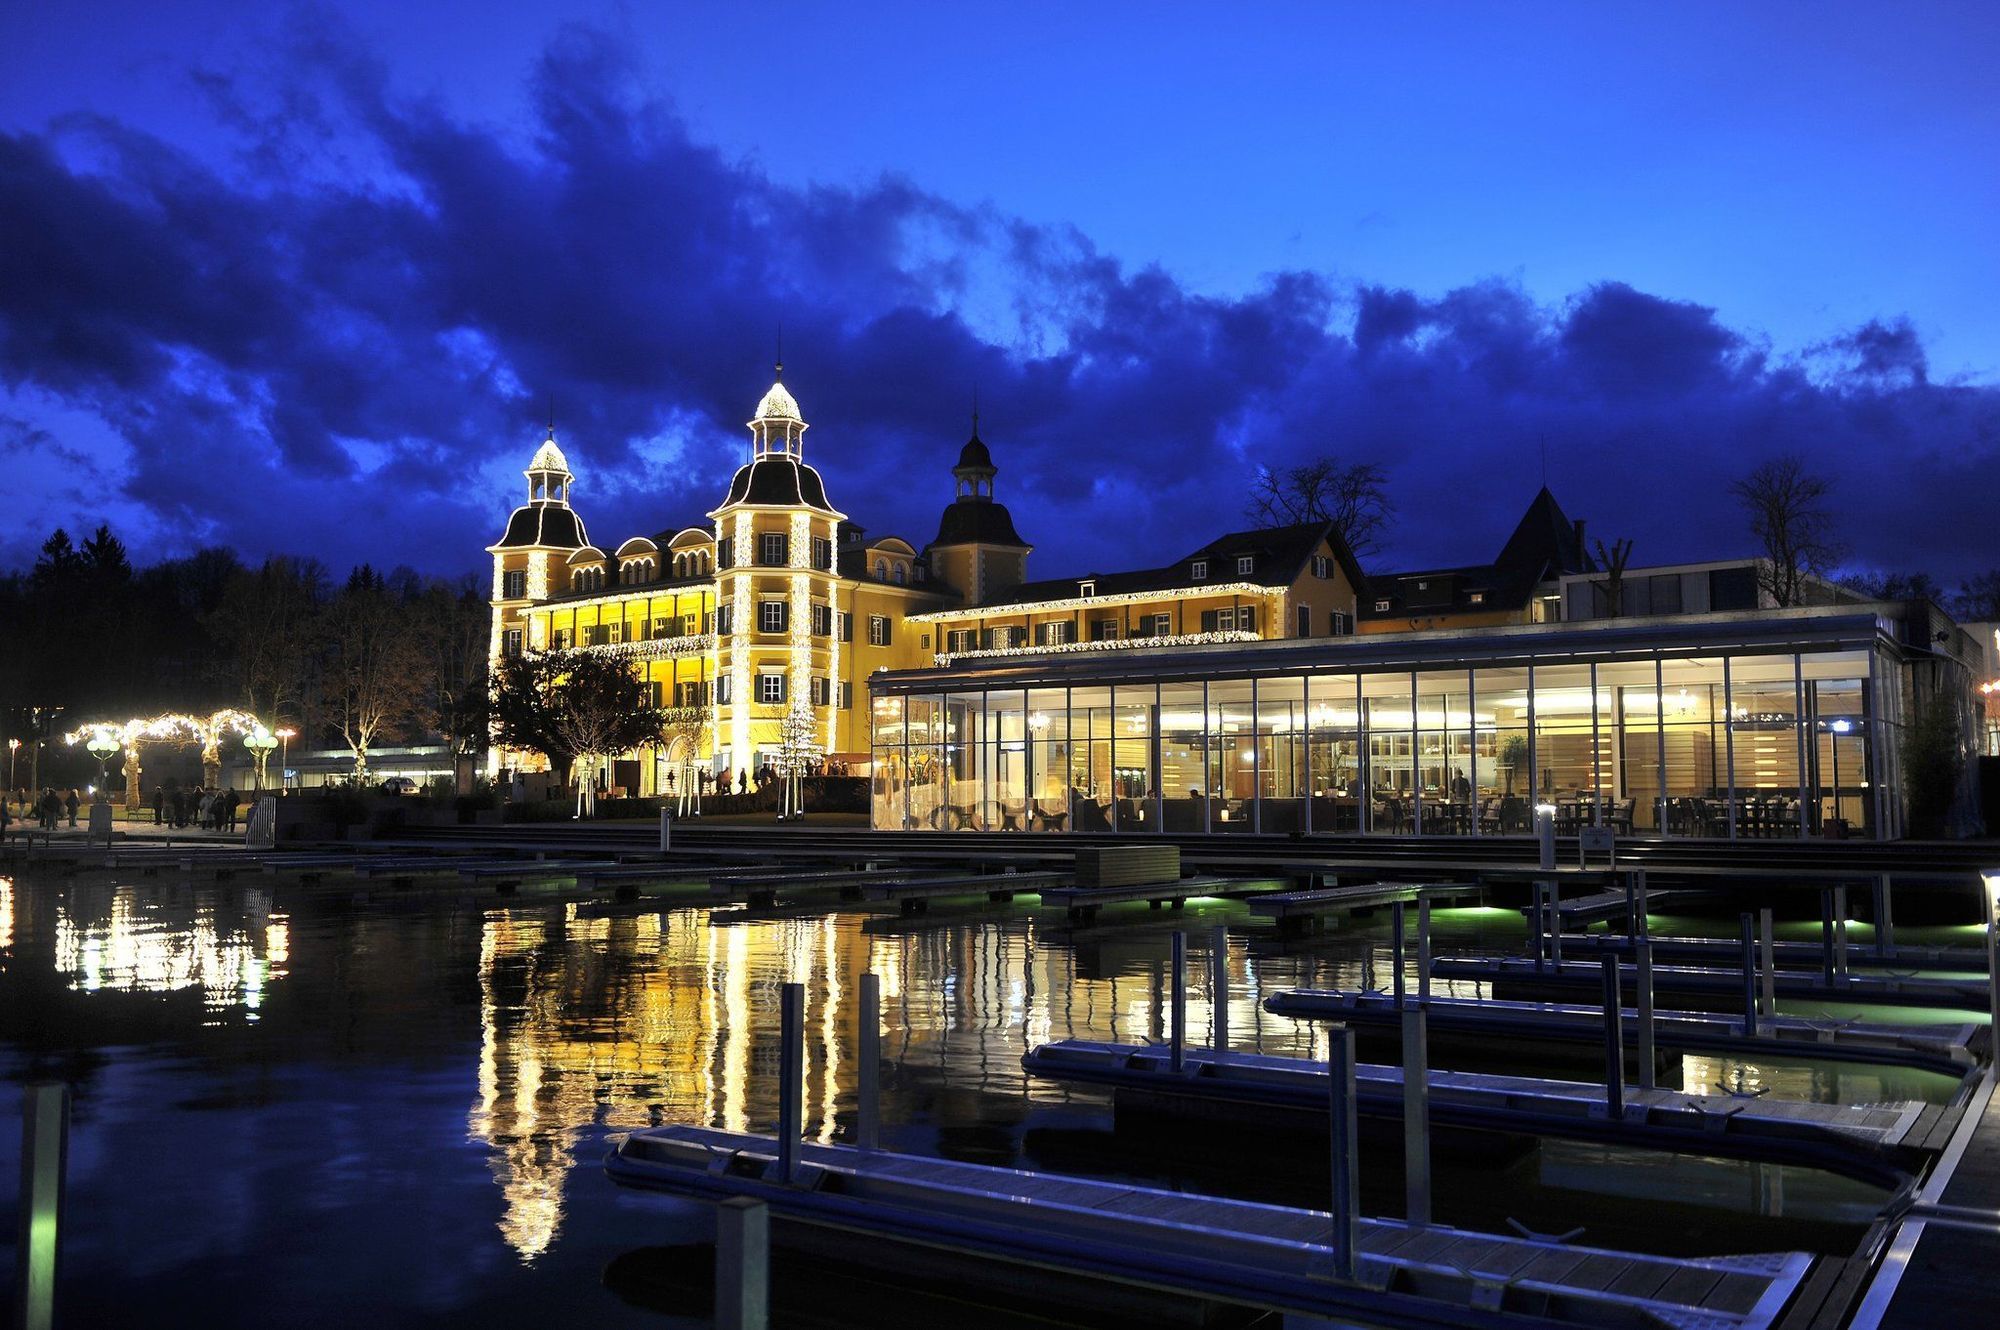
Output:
[85,727,120,805]
[244,726,278,792]
[7,737,17,803]
[276,728,296,791]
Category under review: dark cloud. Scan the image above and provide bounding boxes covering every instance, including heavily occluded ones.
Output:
[0,19,1995,586]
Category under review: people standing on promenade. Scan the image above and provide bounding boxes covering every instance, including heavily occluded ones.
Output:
[152,786,165,825]
[65,788,80,827]
[225,788,240,832]
[40,788,60,829]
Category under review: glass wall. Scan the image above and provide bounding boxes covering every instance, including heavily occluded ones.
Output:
[868,645,1900,839]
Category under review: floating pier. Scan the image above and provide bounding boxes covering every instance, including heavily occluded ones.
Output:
[1264,989,1979,1078]
[606,1124,1816,1329]
[1022,1039,1941,1188]
[1037,875,1283,922]
[1434,956,1991,1013]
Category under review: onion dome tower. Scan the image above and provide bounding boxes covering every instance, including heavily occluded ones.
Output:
[485,427,593,756]
[929,409,1031,604]
[708,367,847,771]
[494,428,590,551]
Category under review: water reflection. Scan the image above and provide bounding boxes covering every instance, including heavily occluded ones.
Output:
[26,879,290,1017]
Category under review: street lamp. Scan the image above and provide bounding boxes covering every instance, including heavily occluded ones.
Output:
[85,727,121,804]
[276,728,296,791]
[244,726,278,792]
[7,737,17,799]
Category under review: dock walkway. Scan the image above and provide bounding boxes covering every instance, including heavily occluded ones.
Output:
[1249,880,1478,934]
[607,1124,1815,1329]
[1037,875,1283,922]
[1434,956,1991,1013]
[1867,1072,2000,1330]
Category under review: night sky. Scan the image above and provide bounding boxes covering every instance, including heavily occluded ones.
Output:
[3,3,1996,584]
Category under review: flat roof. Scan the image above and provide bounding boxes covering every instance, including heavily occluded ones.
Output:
[868,605,1904,695]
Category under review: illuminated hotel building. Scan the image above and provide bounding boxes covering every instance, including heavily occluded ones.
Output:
[488,372,1981,838]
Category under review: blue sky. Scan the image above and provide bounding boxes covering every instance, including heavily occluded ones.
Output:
[2,2,1996,582]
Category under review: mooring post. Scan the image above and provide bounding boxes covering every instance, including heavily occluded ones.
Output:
[716,1196,770,1330]
[1758,908,1777,1020]
[1635,937,1657,1091]
[1535,803,1556,870]
[659,806,672,853]
[1623,870,1638,942]
[1820,889,1836,989]
[1832,884,1850,987]
[857,972,881,1152]
[1872,874,1895,960]
[777,983,804,1183]
[1401,1001,1431,1226]
[1530,883,1546,970]
[1170,930,1188,1073]
[1740,914,1760,1038]
[1391,902,1407,1005]
[1600,953,1625,1117]
[1327,1024,1359,1282]
[1416,898,1433,1003]
[1547,885,1564,967]
[16,1082,68,1330]
[1210,924,1229,1059]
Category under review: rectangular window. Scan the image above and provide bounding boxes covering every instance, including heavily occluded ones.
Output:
[1312,555,1330,579]
[1236,554,1254,576]
[759,532,788,566]
[1036,620,1073,646]
[502,569,526,599]
[1190,559,1208,582]
[586,624,611,646]
[1328,610,1350,635]
[1238,605,1258,633]
[606,622,623,644]
[810,676,829,705]
[868,615,890,646]
[715,538,732,570]
[759,600,787,633]
[837,610,853,642]
[1079,579,1096,598]
[1469,591,1485,605]
[1090,617,1118,641]
[502,628,523,656]
[647,681,663,707]
[1148,613,1172,636]
[1296,604,1311,637]
[811,536,833,570]
[1373,598,1391,612]
[758,673,786,704]
[947,628,977,653]
[716,606,734,635]
[811,602,832,636]
[716,675,733,705]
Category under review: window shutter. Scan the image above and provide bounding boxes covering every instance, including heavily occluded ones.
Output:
[882,617,892,645]
[1200,609,1218,633]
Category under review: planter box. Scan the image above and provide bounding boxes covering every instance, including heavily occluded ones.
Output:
[1074,846,1180,889]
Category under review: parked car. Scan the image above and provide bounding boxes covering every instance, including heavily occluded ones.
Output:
[380,776,419,795]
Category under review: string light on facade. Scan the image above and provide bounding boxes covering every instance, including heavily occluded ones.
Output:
[935,630,1260,667]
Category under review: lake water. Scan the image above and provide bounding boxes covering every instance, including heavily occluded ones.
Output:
[0,871,1970,1327]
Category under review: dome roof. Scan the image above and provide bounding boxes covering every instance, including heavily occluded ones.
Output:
[494,505,589,550]
[721,456,834,511]
[527,435,570,474]
[934,499,1026,548]
[956,434,993,471]
[750,377,802,424]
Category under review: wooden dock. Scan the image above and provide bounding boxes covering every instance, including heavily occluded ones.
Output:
[1249,880,1480,934]
[858,869,1070,913]
[1023,1039,1944,1188]
[1038,876,1285,922]
[1864,1071,2000,1330]
[607,1124,1816,1328]
[1264,989,1980,1078]
[1434,956,1992,1013]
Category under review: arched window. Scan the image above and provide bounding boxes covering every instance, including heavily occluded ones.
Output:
[874,558,887,581]
[891,564,905,585]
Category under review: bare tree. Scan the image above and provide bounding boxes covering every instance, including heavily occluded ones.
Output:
[1730,455,1841,608]
[315,567,437,779]
[1592,537,1634,617]
[1246,458,1394,558]
[207,555,329,725]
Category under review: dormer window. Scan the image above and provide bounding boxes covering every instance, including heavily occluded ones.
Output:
[1374,598,1391,612]
[1469,591,1486,605]
[1080,580,1096,598]
[1235,555,1254,576]
[1190,560,1208,582]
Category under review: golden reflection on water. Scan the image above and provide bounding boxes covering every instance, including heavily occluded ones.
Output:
[39,882,289,1017]
[462,904,1342,1260]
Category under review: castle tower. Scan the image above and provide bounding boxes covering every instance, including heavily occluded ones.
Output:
[485,428,590,772]
[707,368,848,772]
[928,411,1031,604]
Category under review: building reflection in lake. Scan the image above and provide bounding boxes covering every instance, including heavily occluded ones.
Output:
[463,901,1328,1260]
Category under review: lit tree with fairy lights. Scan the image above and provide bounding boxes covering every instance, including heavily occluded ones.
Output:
[775,702,823,821]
